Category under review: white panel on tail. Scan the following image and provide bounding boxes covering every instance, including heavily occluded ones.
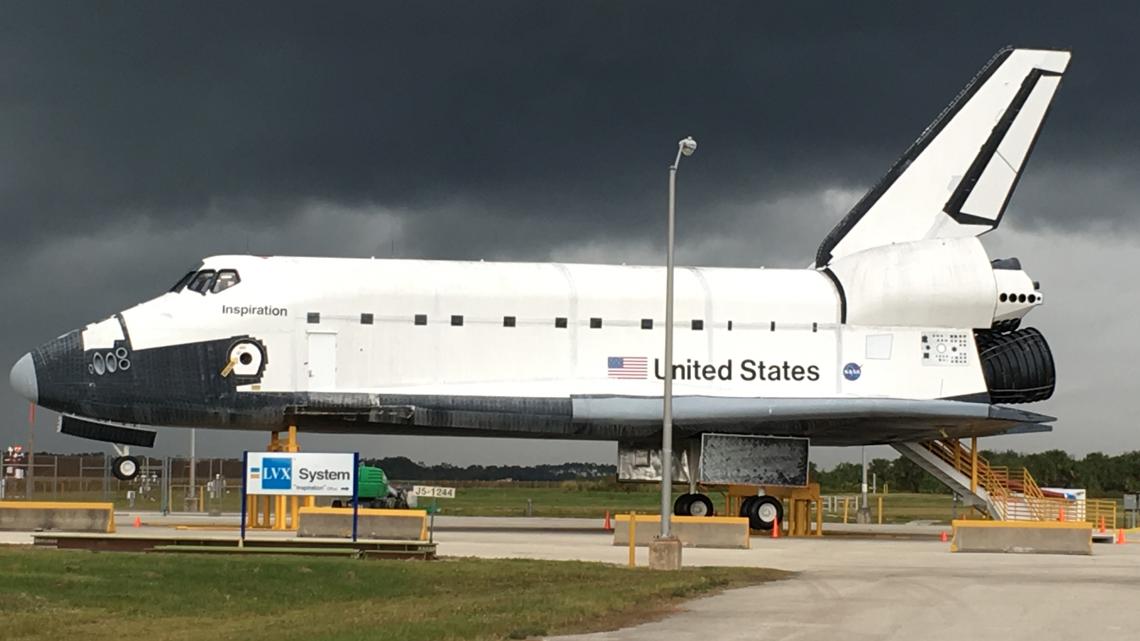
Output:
[961,154,1018,221]
[815,49,1070,266]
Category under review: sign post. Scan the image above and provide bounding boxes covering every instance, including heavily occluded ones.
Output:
[351,452,360,542]
[239,451,248,547]
[413,485,456,543]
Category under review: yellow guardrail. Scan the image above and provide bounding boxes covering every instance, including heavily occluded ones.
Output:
[1001,495,1117,527]
[918,440,1119,526]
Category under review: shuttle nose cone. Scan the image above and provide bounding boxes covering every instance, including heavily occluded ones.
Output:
[9,353,38,403]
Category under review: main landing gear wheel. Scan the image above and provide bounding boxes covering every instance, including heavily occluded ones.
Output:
[111,456,141,481]
[673,493,715,517]
[741,495,783,531]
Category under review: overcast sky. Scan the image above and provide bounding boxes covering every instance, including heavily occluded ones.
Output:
[2,2,1137,467]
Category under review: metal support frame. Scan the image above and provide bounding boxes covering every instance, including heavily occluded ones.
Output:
[246,426,310,531]
[725,483,824,537]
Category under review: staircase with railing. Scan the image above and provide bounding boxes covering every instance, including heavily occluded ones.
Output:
[893,439,1116,525]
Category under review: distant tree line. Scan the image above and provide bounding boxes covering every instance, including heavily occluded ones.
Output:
[361,456,616,482]
[813,450,1140,496]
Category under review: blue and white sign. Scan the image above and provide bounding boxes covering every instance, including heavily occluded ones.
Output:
[843,362,862,381]
[245,452,355,495]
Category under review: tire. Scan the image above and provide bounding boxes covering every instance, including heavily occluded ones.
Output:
[111,456,141,481]
[331,499,344,508]
[744,495,783,531]
[686,494,715,517]
[673,493,694,516]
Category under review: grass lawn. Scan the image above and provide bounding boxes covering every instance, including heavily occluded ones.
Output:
[0,548,785,641]
[34,486,972,523]
[441,487,968,524]
[31,485,1098,525]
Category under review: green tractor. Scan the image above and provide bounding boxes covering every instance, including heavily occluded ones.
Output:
[330,464,416,509]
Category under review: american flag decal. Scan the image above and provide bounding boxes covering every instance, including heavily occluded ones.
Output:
[608,356,648,379]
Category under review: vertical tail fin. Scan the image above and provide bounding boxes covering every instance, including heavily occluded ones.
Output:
[815,48,1071,266]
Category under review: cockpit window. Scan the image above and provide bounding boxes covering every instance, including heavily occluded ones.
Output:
[187,270,217,295]
[213,269,241,293]
[170,271,196,293]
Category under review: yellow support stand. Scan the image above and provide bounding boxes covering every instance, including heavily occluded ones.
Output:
[286,425,300,531]
[251,427,303,530]
[724,482,824,537]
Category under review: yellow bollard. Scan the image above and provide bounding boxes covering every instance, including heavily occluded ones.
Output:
[628,512,637,568]
[843,497,850,524]
[877,495,883,525]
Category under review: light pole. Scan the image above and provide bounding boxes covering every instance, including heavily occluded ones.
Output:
[858,445,871,523]
[660,136,697,539]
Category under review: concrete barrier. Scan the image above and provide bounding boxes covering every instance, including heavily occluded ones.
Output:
[0,501,115,533]
[951,520,1092,555]
[296,507,427,541]
[612,514,750,549]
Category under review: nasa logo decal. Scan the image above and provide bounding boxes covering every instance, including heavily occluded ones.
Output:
[843,362,862,381]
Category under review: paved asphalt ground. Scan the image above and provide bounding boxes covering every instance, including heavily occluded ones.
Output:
[3,514,1138,640]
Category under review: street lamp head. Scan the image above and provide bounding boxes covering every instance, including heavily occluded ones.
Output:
[679,136,697,157]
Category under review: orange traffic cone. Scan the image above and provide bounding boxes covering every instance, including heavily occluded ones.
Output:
[771,515,780,539]
[603,511,612,531]
[1117,529,1127,545]
[1058,507,1066,522]
[133,516,141,528]
[1099,516,1106,533]
[940,531,948,543]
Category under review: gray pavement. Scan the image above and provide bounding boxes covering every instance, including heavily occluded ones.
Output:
[530,534,1140,641]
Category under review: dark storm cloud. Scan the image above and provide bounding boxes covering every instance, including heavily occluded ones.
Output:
[2,1,1139,462]
[2,1,1136,251]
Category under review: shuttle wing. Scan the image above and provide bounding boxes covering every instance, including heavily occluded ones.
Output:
[571,395,1053,445]
[815,48,1071,266]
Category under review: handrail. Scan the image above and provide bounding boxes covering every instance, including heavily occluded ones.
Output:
[918,439,1080,523]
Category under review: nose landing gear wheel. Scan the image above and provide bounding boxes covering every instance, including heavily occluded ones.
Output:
[674,493,715,517]
[741,495,783,531]
[111,456,141,481]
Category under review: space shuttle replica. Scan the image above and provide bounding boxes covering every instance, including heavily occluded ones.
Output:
[10,48,1069,523]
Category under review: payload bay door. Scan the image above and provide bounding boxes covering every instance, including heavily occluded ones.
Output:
[305,331,337,391]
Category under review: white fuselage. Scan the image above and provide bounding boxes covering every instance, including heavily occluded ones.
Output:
[86,235,1035,404]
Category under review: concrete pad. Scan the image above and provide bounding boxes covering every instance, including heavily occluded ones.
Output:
[0,501,114,533]
[415,519,1140,641]
[952,519,1092,555]
[429,528,1137,641]
[647,536,682,570]
[296,507,427,540]
[613,515,750,549]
